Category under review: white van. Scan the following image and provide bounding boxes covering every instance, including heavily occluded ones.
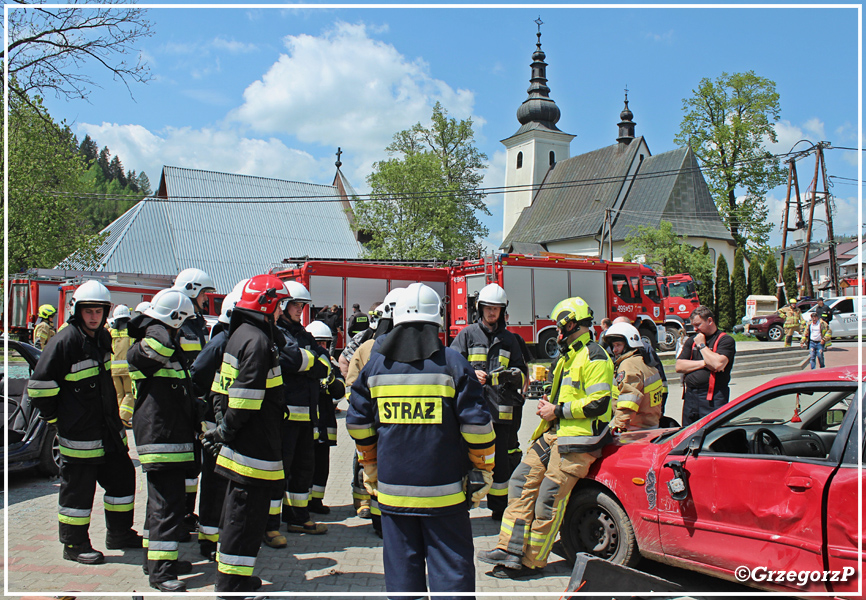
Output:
[801,296,864,338]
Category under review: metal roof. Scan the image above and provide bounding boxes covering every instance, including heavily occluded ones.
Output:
[61,165,363,292]
[501,139,734,249]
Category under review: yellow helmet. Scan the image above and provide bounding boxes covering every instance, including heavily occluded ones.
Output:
[788,298,797,305]
[550,297,594,329]
[38,304,57,319]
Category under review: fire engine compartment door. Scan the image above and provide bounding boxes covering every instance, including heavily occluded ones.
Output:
[501,267,531,325]
[568,270,607,323]
[532,268,569,320]
[11,283,30,328]
[464,274,486,325]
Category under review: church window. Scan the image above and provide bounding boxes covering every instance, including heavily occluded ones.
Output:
[516,152,523,169]
[549,151,555,166]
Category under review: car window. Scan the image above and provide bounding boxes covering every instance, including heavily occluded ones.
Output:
[832,298,853,313]
[642,275,660,303]
[667,282,690,298]
[612,274,640,304]
[1,347,33,379]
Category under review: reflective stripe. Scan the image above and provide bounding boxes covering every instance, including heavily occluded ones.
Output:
[229,387,265,400]
[644,373,662,387]
[377,481,465,508]
[216,447,283,481]
[185,477,198,493]
[217,552,256,576]
[222,353,239,368]
[489,482,509,495]
[499,349,511,368]
[299,349,314,372]
[228,396,264,410]
[266,366,283,388]
[461,422,495,444]
[58,437,105,459]
[199,525,220,542]
[58,506,91,525]
[148,540,179,551]
[467,345,488,362]
[65,360,100,381]
[143,337,173,358]
[27,379,60,397]
[616,393,641,412]
[286,405,311,421]
[137,443,195,464]
[149,549,179,561]
[562,376,581,390]
[368,372,455,394]
[287,491,309,507]
[269,500,282,516]
[586,382,611,395]
[327,427,337,441]
[104,494,135,512]
[179,340,202,352]
[347,422,376,440]
[561,402,574,420]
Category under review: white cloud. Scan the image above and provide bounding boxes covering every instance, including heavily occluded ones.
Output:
[769,119,816,155]
[803,118,826,140]
[229,21,477,179]
[76,122,328,185]
[764,191,860,248]
[645,30,674,44]
[211,37,258,53]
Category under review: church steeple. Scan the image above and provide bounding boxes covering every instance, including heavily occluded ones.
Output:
[515,18,562,133]
[617,88,636,145]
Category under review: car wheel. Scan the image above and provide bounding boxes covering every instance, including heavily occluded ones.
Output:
[537,329,560,360]
[38,424,61,477]
[659,326,679,352]
[768,324,784,342]
[639,327,657,351]
[561,486,640,568]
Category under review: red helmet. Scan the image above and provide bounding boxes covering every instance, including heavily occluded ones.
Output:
[234,274,290,315]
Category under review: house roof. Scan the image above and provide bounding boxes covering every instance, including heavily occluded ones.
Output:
[803,240,861,267]
[60,165,363,292]
[501,139,733,249]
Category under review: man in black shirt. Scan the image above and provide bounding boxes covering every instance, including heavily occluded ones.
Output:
[813,297,834,324]
[675,305,736,426]
[346,303,370,337]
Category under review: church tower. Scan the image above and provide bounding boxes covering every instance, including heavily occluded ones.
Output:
[501,20,575,240]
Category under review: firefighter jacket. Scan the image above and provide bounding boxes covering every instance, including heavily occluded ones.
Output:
[28,321,127,463]
[213,308,285,489]
[346,310,370,336]
[315,367,344,447]
[32,320,55,350]
[190,322,229,431]
[347,345,495,517]
[533,331,614,454]
[611,349,663,431]
[778,305,802,330]
[450,320,527,424]
[127,317,197,472]
[110,324,132,376]
[278,318,331,424]
[178,312,208,363]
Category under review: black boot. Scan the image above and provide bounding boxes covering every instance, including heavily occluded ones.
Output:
[106,529,143,549]
[151,579,187,592]
[63,543,105,565]
[477,548,523,570]
[308,498,331,515]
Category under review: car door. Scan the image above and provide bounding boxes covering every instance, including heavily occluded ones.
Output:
[829,298,855,336]
[655,383,855,592]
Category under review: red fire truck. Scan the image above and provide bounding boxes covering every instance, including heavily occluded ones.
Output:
[271,254,665,360]
[448,253,665,359]
[4,269,176,341]
[657,273,701,351]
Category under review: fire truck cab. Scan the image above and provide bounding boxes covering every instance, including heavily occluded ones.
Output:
[657,273,701,351]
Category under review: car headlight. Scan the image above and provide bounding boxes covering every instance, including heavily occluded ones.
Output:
[754,317,767,324]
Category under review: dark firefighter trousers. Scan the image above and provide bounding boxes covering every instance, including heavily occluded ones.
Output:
[487,422,514,515]
[58,452,136,545]
[143,469,187,584]
[267,420,315,530]
[216,480,271,593]
[311,439,330,502]
[198,444,228,552]
[382,510,475,600]
[681,387,729,427]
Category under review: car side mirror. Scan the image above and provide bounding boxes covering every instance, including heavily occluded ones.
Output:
[688,435,701,457]
[825,409,845,427]
[664,461,690,501]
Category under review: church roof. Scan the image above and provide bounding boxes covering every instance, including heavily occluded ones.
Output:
[60,165,363,292]
[502,139,734,249]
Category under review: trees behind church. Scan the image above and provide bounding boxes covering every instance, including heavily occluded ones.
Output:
[674,71,785,251]
[353,103,490,261]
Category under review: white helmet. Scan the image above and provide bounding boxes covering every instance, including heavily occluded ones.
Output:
[71,280,112,317]
[145,289,195,329]
[218,290,242,325]
[285,281,312,304]
[173,268,216,299]
[393,283,442,327]
[381,287,405,319]
[305,320,333,341]
[231,278,250,295]
[113,304,131,320]
[477,283,507,308]
[134,301,152,315]
[603,322,642,350]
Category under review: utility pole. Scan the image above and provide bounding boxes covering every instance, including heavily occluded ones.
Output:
[798,142,838,297]
[778,159,805,304]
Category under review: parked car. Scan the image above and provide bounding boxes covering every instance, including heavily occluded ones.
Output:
[801,296,864,339]
[747,298,817,341]
[2,337,61,476]
[559,366,863,597]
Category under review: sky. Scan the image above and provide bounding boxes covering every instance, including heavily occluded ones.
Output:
[28,2,863,252]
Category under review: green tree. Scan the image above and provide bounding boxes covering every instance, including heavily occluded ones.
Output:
[4,93,105,272]
[697,241,715,311]
[783,256,799,302]
[748,254,764,295]
[138,172,153,195]
[79,134,99,165]
[98,146,112,179]
[714,254,733,331]
[623,221,714,279]
[674,71,786,250]
[354,103,489,260]
[731,248,748,322]
[762,253,778,297]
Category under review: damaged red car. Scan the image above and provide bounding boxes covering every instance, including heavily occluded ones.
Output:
[560,366,863,597]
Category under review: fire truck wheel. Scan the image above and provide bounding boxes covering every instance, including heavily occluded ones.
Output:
[537,329,560,360]
[638,327,657,351]
[659,326,679,352]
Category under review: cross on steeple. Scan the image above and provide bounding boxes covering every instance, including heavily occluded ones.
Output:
[335,147,342,168]
[624,85,629,101]
[535,16,543,32]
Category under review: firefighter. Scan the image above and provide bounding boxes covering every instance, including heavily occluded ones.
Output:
[28,280,141,565]
[32,304,57,349]
[450,283,527,521]
[305,320,345,515]
[266,280,331,540]
[189,287,243,561]
[612,316,668,412]
[478,296,614,578]
[602,322,663,431]
[347,283,495,597]
[109,305,135,428]
[127,289,197,592]
[778,298,802,347]
[201,274,290,595]
[345,288,403,533]
[339,302,380,378]
[346,303,370,337]
[172,267,217,535]
[134,301,152,316]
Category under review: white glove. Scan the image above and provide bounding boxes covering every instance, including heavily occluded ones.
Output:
[363,463,378,496]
